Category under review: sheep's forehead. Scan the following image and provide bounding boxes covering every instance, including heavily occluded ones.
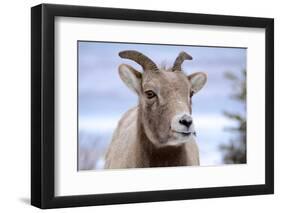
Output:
[142,70,191,92]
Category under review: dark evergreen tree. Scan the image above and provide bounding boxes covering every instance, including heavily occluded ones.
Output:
[220,70,246,164]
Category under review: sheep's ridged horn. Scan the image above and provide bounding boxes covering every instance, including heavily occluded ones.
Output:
[172,51,193,71]
[119,50,158,71]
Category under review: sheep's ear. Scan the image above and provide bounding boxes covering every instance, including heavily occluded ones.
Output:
[119,64,142,95]
[188,72,207,94]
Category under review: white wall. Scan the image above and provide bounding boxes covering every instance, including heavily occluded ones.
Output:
[0,0,279,212]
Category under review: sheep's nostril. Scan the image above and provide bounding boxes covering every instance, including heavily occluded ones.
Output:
[179,119,192,128]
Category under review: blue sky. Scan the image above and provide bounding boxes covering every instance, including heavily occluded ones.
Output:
[78,41,246,169]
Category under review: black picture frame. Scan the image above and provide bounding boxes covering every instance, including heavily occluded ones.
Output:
[31,3,274,209]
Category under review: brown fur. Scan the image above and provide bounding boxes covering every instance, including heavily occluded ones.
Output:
[105,99,199,169]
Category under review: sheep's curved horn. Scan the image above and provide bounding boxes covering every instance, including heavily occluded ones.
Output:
[119,50,158,71]
[172,51,193,71]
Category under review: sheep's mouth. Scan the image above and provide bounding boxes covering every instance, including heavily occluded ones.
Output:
[172,131,196,137]
[181,132,196,137]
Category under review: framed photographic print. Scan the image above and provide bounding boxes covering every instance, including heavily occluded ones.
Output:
[31,3,274,209]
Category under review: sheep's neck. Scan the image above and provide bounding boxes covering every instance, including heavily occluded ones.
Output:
[136,116,188,168]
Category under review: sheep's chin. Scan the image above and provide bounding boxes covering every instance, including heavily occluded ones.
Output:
[153,135,195,148]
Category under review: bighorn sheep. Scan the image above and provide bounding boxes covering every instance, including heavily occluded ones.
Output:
[105,50,207,169]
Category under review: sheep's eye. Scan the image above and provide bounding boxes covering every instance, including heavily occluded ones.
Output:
[145,90,156,99]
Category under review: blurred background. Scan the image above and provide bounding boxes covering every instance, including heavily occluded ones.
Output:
[78,41,246,170]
